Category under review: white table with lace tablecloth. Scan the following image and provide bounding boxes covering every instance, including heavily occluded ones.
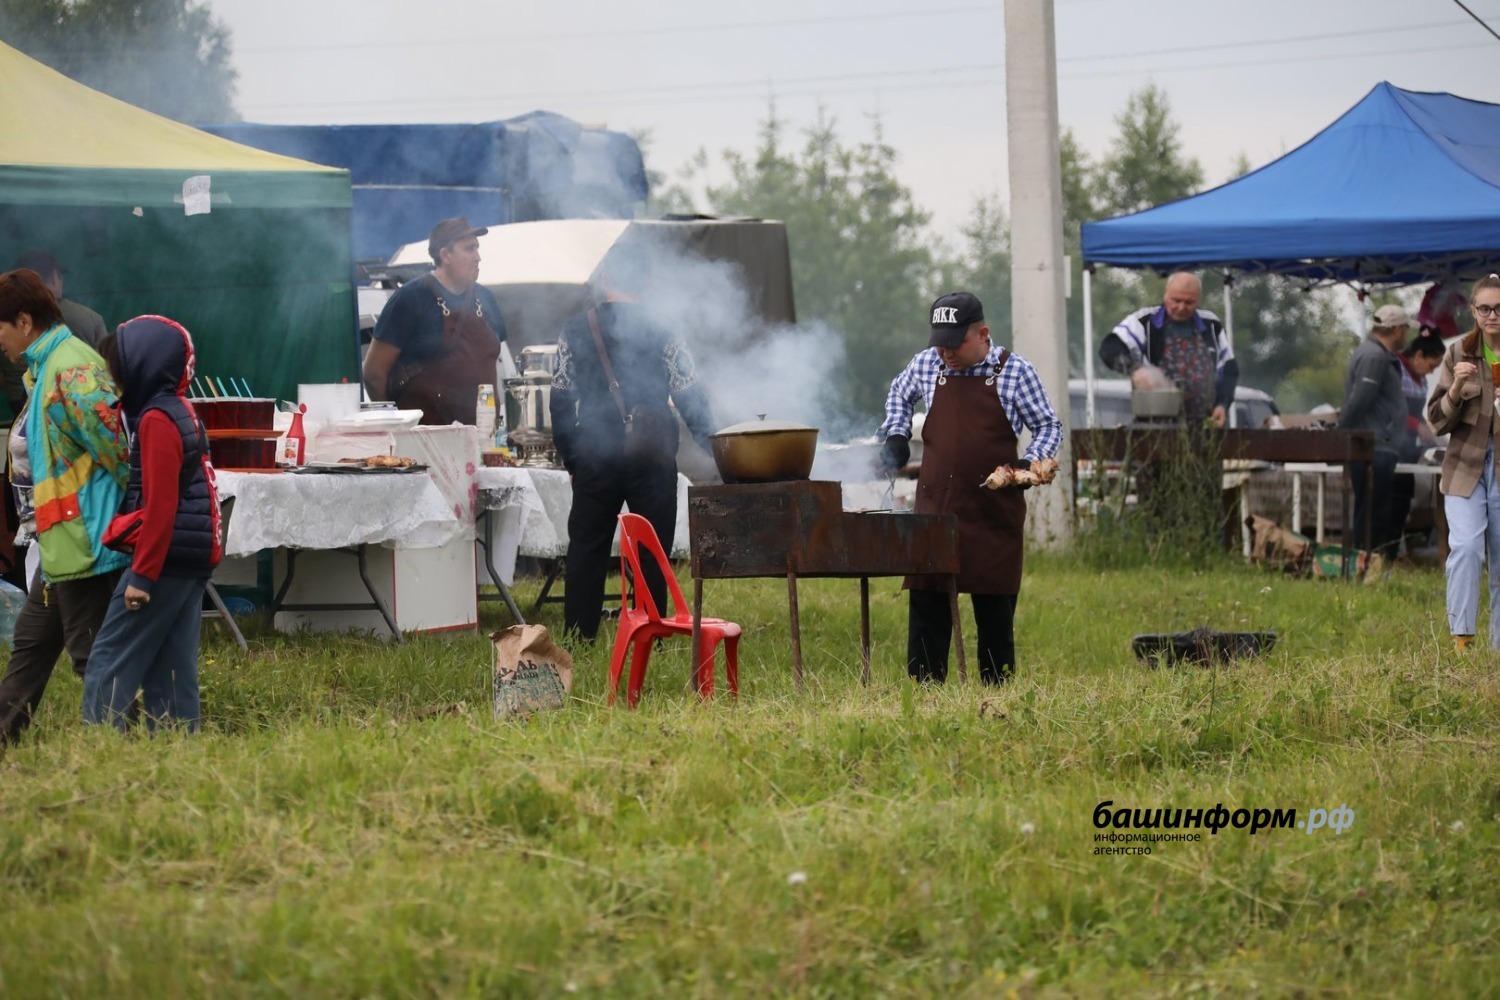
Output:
[475,466,692,614]
[475,467,692,560]
[215,467,477,640]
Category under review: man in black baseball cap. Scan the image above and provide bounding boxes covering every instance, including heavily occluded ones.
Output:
[363,217,508,424]
[926,291,985,349]
[876,290,1063,686]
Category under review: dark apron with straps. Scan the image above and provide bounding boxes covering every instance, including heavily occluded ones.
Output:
[905,351,1027,595]
[392,275,502,426]
[1159,323,1217,423]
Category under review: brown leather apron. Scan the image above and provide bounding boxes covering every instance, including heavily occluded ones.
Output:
[905,352,1027,595]
[392,275,502,426]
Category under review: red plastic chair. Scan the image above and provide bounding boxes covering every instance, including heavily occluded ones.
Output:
[608,512,742,708]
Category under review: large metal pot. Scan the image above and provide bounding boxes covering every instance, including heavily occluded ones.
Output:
[1131,387,1184,420]
[709,417,819,483]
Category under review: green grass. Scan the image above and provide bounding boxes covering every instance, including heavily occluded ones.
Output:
[1,554,1497,997]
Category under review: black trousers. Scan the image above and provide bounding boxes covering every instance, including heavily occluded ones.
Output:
[0,567,121,743]
[907,588,1018,686]
[564,457,678,641]
[1388,471,1417,554]
[1349,451,1399,558]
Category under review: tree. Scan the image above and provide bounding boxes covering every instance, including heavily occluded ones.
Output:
[675,108,940,418]
[1058,126,1147,377]
[1094,83,1204,217]
[0,0,238,123]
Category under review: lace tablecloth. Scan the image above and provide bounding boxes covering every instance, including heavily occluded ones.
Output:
[217,470,465,558]
[475,467,691,559]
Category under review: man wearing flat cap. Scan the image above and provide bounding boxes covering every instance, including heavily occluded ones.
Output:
[363,217,509,425]
[877,291,1062,685]
[1338,302,1411,581]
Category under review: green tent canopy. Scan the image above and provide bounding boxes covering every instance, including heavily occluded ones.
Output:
[0,39,356,402]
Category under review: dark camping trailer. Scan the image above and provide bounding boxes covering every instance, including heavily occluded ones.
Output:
[202,113,649,265]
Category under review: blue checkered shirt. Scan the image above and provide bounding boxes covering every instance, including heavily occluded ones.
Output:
[879,345,1063,462]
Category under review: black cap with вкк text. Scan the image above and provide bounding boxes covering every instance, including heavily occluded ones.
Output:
[928,291,984,349]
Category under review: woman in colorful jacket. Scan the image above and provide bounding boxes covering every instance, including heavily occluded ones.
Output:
[0,269,128,743]
[83,316,221,732]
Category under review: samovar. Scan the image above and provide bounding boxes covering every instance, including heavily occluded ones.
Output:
[505,344,560,468]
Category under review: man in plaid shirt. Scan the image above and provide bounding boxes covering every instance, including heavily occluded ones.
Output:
[877,292,1062,684]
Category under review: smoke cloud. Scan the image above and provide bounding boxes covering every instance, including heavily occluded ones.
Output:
[618,238,891,486]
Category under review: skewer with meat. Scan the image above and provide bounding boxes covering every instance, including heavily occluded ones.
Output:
[981,464,1040,490]
[1029,457,1059,484]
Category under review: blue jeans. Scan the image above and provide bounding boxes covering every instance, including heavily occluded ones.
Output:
[1444,442,1500,643]
[81,574,205,732]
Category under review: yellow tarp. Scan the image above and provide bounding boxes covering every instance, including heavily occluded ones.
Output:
[0,38,338,173]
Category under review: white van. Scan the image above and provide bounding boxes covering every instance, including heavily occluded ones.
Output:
[1068,378,1280,430]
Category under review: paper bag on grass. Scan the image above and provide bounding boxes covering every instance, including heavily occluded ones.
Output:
[1245,514,1312,573]
[491,624,573,717]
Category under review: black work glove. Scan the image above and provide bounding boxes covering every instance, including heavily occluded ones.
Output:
[877,435,911,478]
[1008,459,1034,490]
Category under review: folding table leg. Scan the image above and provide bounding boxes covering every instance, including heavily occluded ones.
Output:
[356,544,403,642]
[203,580,248,652]
[265,546,403,641]
[532,558,564,613]
[266,548,299,628]
[477,508,525,624]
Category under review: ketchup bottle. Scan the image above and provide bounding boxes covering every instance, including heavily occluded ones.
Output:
[281,403,307,466]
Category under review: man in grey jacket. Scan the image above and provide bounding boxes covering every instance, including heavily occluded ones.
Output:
[1338,304,1411,579]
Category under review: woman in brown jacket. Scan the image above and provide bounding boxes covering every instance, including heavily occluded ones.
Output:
[1427,273,1500,651]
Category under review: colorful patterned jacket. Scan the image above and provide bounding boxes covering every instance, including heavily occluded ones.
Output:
[22,325,130,582]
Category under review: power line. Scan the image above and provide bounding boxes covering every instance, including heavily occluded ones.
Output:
[234,4,1005,55]
[1451,0,1500,42]
[238,36,1495,120]
[1060,16,1476,63]
[1064,37,1493,83]
[230,7,1483,59]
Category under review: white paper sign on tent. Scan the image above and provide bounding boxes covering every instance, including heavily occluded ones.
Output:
[183,175,211,216]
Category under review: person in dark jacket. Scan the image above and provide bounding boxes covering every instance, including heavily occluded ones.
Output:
[82,316,221,732]
[1389,332,1444,555]
[548,242,716,641]
[1339,304,1411,581]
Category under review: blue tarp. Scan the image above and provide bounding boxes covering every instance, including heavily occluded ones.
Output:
[1081,83,1500,285]
[203,111,648,262]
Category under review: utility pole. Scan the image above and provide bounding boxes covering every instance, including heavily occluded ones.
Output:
[1005,0,1073,545]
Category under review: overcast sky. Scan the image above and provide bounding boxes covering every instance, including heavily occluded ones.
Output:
[209,0,1500,235]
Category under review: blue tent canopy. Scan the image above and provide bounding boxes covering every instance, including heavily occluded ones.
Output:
[204,111,648,263]
[1080,83,1500,286]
